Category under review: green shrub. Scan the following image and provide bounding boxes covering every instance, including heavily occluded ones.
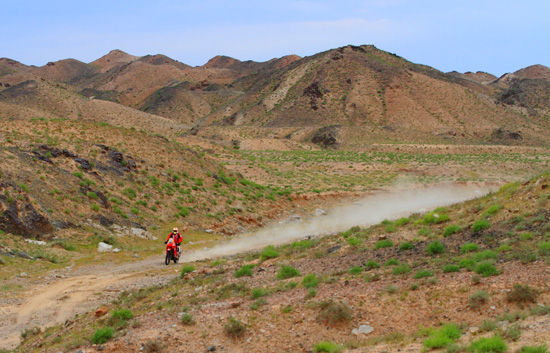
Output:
[443,225,461,237]
[235,264,254,278]
[472,220,491,232]
[291,239,314,250]
[399,242,414,250]
[439,323,461,340]
[251,288,269,299]
[317,300,352,325]
[503,323,521,341]
[349,266,363,275]
[122,187,137,200]
[181,313,194,325]
[459,258,476,271]
[250,298,267,310]
[313,341,343,353]
[365,260,380,270]
[180,265,195,278]
[469,290,489,309]
[385,258,399,266]
[393,264,411,275]
[302,274,319,288]
[497,244,512,252]
[519,345,548,353]
[91,204,100,212]
[346,237,361,247]
[73,171,83,179]
[423,212,449,224]
[277,265,299,279]
[414,270,433,279]
[91,327,114,344]
[224,317,246,338]
[395,217,409,226]
[423,323,461,349]
[306,288,317,298]
[426,241,445,255]
[506,284,538,303]
[470,336,507,353]
[111,308,133,321]
[461,243,479,253]
[538,242,550,256]
[480,319,497,332]
[474,262,499,277]
[472,250,497,262]
[375,239,393,249]
[443,264,460,273]
[260,245,279,261]
[484,205,502,216]
[530,305,550,316]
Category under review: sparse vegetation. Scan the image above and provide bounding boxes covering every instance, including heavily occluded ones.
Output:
[181,313,194,325]
[461,242,479,253]
[375,239,393,249]
[180,265,195,278]
[472,220,491,232]
[260,245,279,261]
[474,262,499,277]
[469,290,489,309]
[317,300,352,325]
[224,317,246,338]
[423,323,461,349]
[302,274,320,288]
[235,264,255,278]
[443,225,461,237]
[313,341,343,353]
[506,284,538,303]
[470,336,507,353]
[426,241,445,255]
[91,327,114,344]
[277,265,300,279]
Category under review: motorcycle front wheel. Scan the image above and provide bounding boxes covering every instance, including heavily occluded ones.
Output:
[165,252,170,265]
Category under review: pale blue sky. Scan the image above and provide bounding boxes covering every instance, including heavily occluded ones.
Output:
[1,0,548,76]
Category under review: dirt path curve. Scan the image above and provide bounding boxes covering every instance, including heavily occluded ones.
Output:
[0,182,493,350]
[0,255,171,349]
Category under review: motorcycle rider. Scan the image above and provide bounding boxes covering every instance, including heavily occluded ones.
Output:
[165,227,183,258]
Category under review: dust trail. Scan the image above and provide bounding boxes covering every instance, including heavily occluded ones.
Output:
[181,183,492,262]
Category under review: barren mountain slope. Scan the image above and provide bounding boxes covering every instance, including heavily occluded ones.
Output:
[0,79,186,133]
[194,45,550,147]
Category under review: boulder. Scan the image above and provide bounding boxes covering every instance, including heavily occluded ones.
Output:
[97,242,113,252]
[352,324,374,335]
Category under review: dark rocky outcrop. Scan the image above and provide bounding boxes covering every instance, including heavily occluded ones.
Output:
[491,128,523,141]
[311,125,340,148]
[0,195,54,239]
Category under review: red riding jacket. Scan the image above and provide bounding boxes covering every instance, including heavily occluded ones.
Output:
[166,232,182,245]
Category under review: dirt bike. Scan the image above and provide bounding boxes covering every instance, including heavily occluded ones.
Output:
[165,238,179,265]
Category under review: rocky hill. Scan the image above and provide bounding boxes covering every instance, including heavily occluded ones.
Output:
[1,46,549,147]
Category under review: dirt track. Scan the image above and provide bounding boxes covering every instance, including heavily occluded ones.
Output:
[0,183,493,350]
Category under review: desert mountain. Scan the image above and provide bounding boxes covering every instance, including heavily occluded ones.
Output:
[0,45,549,147]
[89,49,139,73]
[193,45,549,146]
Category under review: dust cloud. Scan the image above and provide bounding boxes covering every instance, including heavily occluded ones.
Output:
[181,183,492,262]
